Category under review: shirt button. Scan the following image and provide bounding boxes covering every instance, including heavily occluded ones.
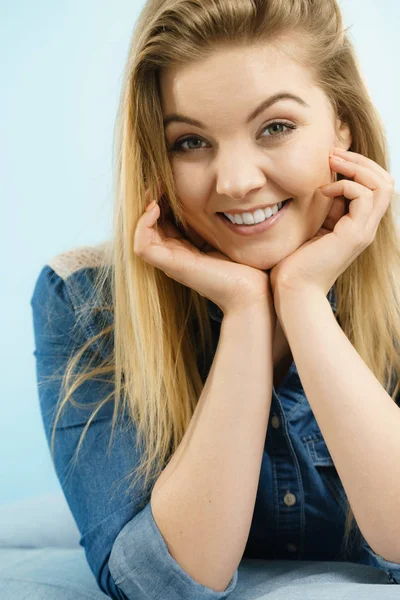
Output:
[271,415,280,429]
[284,492,297,506]
[287,543,297,552]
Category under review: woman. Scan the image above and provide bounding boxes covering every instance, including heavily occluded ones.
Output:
[29,0,400,598]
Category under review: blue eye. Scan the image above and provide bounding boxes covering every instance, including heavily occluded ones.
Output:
[169,120,297,153]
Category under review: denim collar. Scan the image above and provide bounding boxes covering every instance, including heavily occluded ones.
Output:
[207,284,337,323]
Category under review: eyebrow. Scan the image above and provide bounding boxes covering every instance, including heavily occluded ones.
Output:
[163,92,310,129]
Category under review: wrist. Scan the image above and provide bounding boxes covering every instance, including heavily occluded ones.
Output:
[223,298,276,328]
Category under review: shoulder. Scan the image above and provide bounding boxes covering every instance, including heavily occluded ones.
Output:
[32,240,113,307]
[31,241,114,359]
[47,240,113,281]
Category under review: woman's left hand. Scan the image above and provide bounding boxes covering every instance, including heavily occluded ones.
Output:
[269,148,395,307]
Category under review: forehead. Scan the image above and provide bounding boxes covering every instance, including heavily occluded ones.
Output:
[159,39,321,114]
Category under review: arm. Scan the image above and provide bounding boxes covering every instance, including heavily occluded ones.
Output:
[277,289,400,563]
[151,304,275,593]
[32,263,272,600]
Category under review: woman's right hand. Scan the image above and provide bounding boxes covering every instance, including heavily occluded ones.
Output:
[133,192,275,317]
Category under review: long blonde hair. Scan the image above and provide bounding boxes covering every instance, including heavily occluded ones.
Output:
[47,0,400,561]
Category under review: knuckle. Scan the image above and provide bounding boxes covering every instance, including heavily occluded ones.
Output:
[386,180,395,193]
[133,244,144,257]
[354,228,367,248]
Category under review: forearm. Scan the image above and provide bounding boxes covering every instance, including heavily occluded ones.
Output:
[278,289,400,563]
[151,305,275,592]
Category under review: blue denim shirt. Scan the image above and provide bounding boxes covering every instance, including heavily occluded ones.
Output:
[30,244,400,599]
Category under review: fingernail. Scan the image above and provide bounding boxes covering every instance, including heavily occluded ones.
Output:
[329,154,346,162]
[146,200,156,212]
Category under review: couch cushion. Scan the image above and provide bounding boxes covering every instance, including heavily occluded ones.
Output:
[0,548,109,599]
[0,492,80,548]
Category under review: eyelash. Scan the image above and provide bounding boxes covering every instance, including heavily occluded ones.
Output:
[169,120,297,153]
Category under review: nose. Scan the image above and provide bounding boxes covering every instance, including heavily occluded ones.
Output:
[215,151,267,200]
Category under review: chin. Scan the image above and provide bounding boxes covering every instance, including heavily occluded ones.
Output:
[227,250,283,271]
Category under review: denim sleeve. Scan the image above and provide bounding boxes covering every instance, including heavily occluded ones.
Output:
[31,264,238,600]
[361,538,400,584]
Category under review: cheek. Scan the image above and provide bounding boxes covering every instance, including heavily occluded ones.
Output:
[171,164,193,193]
[172,164,209,213]
[280,144,332,193]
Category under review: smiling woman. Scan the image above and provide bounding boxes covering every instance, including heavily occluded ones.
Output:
[29,0,400,599]
[159,40,351,270]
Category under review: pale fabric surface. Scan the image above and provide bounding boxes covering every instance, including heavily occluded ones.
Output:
[0,551,397,600]
[0,493,395,599]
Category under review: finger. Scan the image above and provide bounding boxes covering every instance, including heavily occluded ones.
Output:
[134,202,162,255]
[320,179,373,230]
[133,204,187,276]
[321,196,346,230]
[329,155,382,192]
[332,149,395,184]
[330,155,394,218]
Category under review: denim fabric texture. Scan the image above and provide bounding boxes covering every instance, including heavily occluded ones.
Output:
[30,244,400,599]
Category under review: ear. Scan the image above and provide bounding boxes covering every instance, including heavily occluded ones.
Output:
[335,118,352,151]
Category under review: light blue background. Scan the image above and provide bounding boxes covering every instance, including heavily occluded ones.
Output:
[1,1,399,504]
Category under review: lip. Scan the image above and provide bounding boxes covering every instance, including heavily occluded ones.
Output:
[216,198,292,236]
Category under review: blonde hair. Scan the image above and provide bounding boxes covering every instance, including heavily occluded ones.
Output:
[46,0,400,561]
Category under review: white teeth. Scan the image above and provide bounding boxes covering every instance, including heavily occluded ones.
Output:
[224,201,284,225]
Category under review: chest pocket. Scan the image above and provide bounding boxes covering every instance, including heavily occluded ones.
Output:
[302,431,348,518]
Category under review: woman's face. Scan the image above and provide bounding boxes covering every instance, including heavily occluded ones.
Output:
[160,39,352,270]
